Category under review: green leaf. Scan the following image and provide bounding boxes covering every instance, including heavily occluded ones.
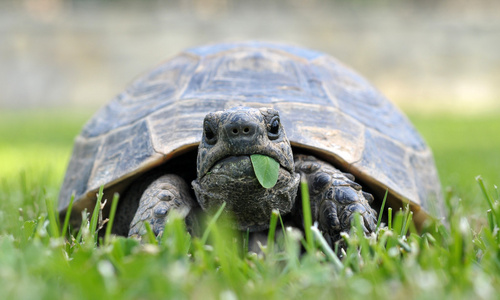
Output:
[250,154,280,189]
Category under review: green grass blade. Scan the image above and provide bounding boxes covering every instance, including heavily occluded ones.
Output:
[45,195,60,239]
[388,208,393,230]
[403,211,413,236]
[104,193,119,245]
[201,201,227,245]
[75,209,87,243]
[61,194,75,238]
[392,210,404,237]
[242,229,249,254]
[300,174,314,254]
[89,186,104,244]
[401,205,412,236]
[267,209,279,256]
[143,221,158,245]
[159,209,191,257]
[376,189,389,230]
[477,176,495,212]
[486,209,494,232]
[477,176,500,223]
[311,226,343,272]
[278,212,287,245]
[397,238,412,252]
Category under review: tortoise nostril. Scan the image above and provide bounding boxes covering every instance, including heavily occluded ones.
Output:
[224,117,258,140]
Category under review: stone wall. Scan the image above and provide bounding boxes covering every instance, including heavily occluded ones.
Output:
[2,0,499,113]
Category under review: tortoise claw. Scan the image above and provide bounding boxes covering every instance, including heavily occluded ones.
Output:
[362,191,375,204]
[295,155,377,245]
[342,172,355,181]
[128,174,195,238]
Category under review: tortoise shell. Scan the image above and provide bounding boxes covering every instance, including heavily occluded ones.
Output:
[58,42,444,224]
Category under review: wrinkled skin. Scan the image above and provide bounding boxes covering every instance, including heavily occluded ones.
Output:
[193,107,300,231]
[121,107,377,246]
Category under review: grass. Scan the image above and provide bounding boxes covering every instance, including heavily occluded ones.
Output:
[1,109,500,299]
[410,113,500,206]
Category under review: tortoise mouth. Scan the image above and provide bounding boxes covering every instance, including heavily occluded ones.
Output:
[203,154,290,180]
[209,155,253,174]
[192,154,300,232]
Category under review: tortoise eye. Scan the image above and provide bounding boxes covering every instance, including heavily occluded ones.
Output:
[204,121,217,145]
[270,119,280,134]
[268,116,280,139]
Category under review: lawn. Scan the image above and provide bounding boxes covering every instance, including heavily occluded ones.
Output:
[0,109,499,299]
[409,113,500,218]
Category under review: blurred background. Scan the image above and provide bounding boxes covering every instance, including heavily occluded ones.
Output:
[2,0,500,113]
[1,0,499,219]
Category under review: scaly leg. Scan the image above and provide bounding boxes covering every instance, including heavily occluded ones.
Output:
[295,155,377,245]
[126,174,197,238]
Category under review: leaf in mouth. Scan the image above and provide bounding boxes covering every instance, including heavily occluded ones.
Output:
[250,154,280,189]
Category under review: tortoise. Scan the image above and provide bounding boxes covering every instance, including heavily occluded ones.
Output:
[58,42,444,244]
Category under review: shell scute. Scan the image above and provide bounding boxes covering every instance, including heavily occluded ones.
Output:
[58,137,101,205]
[81,54,200,139]
[182,49,332,108]
[87,120,156,193]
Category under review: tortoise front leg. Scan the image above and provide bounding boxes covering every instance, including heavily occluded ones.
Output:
[126,174,197,238]
[294,155,377,246]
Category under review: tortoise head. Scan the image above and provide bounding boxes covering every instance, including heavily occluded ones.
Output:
[192,107,300,231]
